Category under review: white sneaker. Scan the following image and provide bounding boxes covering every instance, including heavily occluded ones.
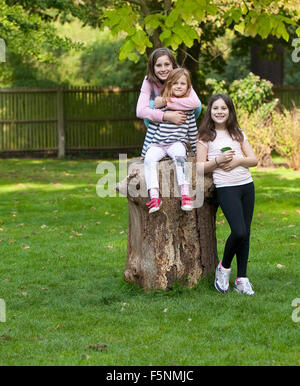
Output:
[214,261,231,293]
[234,278,255,295]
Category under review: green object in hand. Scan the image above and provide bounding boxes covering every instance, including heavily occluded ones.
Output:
[221,147,232,152]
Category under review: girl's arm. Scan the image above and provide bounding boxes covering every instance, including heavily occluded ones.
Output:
[136,78,165,122]
[196,142,234,173]
[220,140,258,171]
[136,78,187,124]
[166,87,201,111]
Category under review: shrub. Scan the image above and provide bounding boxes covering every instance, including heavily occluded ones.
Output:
[272,107,300,170]
[238,110,274,167]
[229,72,273,114]
[205,72,274,114]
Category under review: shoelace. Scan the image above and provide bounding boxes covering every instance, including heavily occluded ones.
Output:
[146,198,161,209]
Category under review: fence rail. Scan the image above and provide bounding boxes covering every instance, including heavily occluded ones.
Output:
[0,87,145,156]
[0,86,299,157]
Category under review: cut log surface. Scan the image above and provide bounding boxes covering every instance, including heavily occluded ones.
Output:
[116,156,218,290]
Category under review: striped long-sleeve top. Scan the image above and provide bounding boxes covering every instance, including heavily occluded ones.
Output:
[141,109,198,157]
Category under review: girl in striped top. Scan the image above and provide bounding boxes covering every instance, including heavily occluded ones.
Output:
[144,68,197,214]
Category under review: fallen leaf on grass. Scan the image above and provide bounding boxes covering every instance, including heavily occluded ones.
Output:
[0,334,11,340]
[71,230,83,237]
[55,324,62,329]
[86,343,107,352]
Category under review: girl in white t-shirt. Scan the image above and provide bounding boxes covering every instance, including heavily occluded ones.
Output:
[197,94,258,295]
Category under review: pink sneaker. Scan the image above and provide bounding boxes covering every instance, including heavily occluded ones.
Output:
[146,198,162,214]
[181,195,194,211]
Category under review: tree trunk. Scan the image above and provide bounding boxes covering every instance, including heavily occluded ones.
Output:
[116,156,218,290]
[250,39,284,86]
[177,41,201,95]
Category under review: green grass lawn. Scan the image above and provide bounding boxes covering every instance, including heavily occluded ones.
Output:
[0,158,299,366]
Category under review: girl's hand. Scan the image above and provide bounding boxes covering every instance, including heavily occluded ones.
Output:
[163,111,187,125]
[220,157,241,171]
[218,150,235,164]
[154,96,166,109]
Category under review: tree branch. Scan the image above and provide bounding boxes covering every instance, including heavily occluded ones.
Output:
[179,47,200,64]
[127,0,150,16]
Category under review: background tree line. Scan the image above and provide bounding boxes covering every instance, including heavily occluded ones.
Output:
[0,0,299,91]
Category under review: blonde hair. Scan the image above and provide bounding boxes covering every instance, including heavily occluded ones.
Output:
[161,68,191,102]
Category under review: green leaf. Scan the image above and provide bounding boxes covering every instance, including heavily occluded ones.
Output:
[234,22,245,35]
[166,9,180,28]
[144,14,164,30]
[119,37,135,61]
[159,29,172,42]
[275,21,289,42]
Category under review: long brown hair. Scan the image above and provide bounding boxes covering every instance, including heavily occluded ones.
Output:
[198,94,244,142]
[160,68,191,102]
[146,48,178,86]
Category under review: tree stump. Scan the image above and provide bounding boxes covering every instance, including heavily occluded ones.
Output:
[116,156,218,290]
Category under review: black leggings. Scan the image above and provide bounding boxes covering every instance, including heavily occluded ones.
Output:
[216,182,255,278]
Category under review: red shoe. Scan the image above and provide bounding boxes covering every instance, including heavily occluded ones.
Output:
[181,195,194,211]
[146,198,162,214]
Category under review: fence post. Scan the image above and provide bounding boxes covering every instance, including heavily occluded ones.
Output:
[57,87,65,158]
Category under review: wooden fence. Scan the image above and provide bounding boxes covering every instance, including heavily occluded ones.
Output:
[0,87,145,156]
[273,87,300,109]
[0,86,299,157]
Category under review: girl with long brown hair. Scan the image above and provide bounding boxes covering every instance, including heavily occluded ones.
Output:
[197,94,258,295]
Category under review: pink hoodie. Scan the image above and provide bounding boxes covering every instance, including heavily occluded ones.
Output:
[136,77,201,122]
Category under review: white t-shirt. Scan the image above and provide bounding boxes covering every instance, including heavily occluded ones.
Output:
[198,129,252,186]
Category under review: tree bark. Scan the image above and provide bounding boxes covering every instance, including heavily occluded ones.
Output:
[250,40,284,86]
[116,156,218,290]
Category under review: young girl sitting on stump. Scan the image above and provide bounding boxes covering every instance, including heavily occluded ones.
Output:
[197,94,258,295]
